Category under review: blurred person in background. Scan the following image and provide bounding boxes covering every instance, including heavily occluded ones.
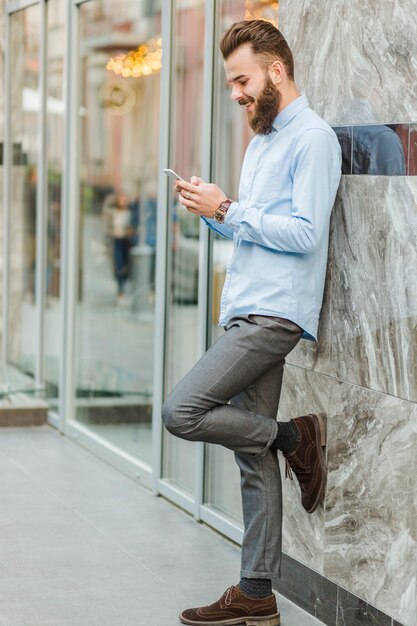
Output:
[103,189,135,306]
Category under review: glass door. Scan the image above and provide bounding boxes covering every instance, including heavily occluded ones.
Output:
[73,0,162,465]
[7,4,41,377]
[203,0,279,525]
[44,0,67,405]
[161,0,206,496]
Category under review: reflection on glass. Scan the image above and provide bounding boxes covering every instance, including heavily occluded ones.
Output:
[211,1,249,345]
[75,1,161,464]
[162,0,206,495]
[332,126,352,175]
[334,124,407,175]
[8,5,40,376]
[391,124,410,176]
[204,0,279,523]
[44,0,66,404]
[409,125,417,176]
[204,445,243,524]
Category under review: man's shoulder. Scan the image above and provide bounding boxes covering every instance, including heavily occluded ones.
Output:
[288,108,341,172]
[296,106,335,137]
[291,108,339,154]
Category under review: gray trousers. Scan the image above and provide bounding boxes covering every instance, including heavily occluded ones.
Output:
[162,314,302,579]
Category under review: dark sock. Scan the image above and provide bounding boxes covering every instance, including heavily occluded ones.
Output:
[271,420,300,454]
[239,577,272,599]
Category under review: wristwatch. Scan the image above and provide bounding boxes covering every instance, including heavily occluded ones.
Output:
[213,198,233,223]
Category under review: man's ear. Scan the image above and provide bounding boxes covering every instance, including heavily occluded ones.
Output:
[269,59,284,85]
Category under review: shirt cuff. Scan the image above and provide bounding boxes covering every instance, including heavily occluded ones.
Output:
[223,202,241,230]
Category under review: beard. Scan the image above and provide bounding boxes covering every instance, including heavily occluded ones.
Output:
[239,75,281,135]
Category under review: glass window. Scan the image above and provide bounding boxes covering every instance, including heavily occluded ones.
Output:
[162,0,205,495]
[8,5,40,377]
[410,124,417,175]
[74,0,162,464]
[44,0,66,405]
[204,0,279,523]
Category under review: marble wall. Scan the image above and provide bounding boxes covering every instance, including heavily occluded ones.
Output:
[278,2,417,625]
[280,0,417,125]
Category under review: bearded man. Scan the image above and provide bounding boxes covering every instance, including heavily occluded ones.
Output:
[163,19,341,626]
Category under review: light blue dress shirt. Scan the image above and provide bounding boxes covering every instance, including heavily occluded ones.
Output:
[203,94,342,341]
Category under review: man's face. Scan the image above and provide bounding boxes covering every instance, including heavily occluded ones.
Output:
[224,44,281,135]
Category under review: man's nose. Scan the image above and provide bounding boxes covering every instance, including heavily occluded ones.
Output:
[231,84,243,101]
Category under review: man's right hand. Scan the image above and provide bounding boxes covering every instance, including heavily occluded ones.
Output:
[175,175,204,192]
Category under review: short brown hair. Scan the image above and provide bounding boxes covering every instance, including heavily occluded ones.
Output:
[219,20,294,81]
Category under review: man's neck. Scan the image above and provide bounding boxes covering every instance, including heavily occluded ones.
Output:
[277,84,301,114]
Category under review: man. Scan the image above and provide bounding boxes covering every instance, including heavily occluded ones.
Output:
[163,19,341,626]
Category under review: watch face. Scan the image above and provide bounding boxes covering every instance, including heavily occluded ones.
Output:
[214,209,224,223]
[214,199,231,223]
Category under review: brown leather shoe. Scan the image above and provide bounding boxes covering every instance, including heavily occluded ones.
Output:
[179,585,280,625]
[283,413,327,514]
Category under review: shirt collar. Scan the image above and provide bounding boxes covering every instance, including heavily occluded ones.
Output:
[272,93,309,132]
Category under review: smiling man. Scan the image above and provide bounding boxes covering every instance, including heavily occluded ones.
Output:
[162,19,341,626]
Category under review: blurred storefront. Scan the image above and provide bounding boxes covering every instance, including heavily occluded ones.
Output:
[0,0,277,518]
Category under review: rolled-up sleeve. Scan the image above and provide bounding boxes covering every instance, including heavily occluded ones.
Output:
[202,216,234,240]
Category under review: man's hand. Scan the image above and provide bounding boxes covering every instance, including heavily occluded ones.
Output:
[175,176,226,219]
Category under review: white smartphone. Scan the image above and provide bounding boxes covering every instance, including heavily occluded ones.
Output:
[163,168,185,181]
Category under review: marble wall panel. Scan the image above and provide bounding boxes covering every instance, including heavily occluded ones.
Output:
[286,262,332,374]
[277,2,417,625]
[336,587,392,626]
[330,176,417,402]
[279,0,417,125]
[276,553,339,625]
[278,364,333,572]
[324,381,417,626]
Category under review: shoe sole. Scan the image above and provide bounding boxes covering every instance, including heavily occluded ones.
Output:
[179,614,280,626]
[306,413,327,514]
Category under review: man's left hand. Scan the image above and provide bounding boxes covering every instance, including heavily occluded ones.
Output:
[175,177,226,219]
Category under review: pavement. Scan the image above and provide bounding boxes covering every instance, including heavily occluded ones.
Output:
[0,425,327,626]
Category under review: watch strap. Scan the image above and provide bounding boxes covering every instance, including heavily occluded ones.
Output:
[213,198,233,223]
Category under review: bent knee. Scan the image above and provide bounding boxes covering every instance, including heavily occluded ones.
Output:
[161,397,204,440]
[161,397,188,433]
[161,398,177,433]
